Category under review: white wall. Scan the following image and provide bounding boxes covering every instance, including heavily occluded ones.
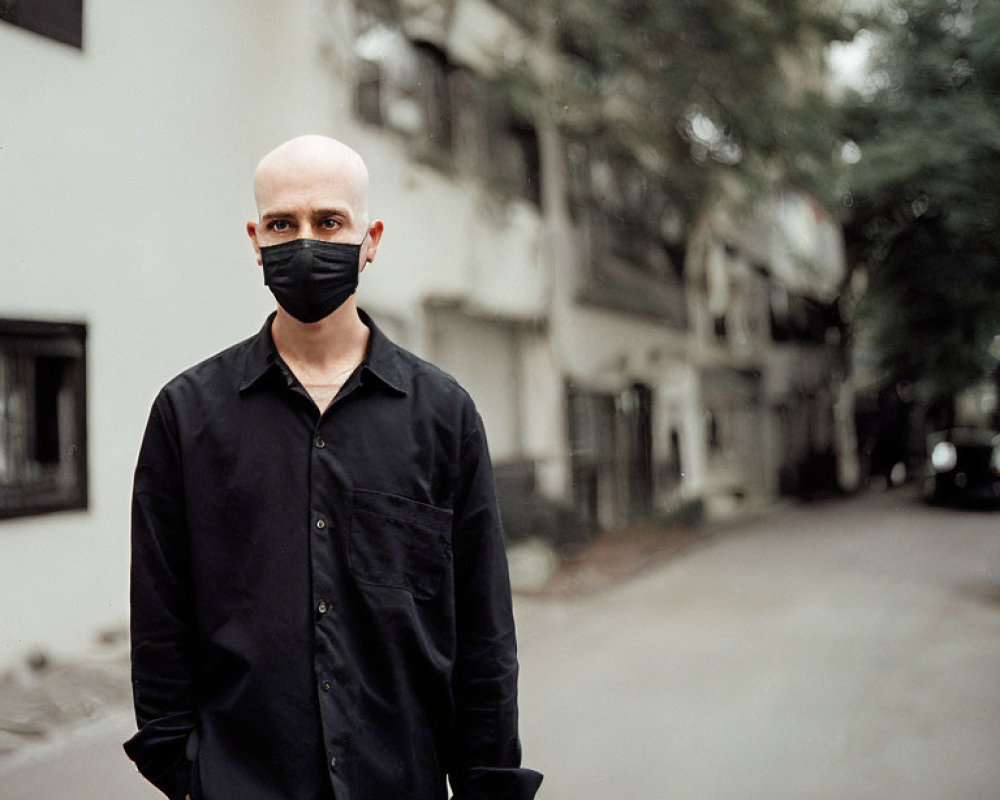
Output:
[0,0,335,668]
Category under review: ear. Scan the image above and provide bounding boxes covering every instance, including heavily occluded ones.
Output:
[360,219,384,274]
[247,220,263,267]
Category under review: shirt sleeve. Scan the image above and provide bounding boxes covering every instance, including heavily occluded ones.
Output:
[122,391,197,800]
[447,408,543,800]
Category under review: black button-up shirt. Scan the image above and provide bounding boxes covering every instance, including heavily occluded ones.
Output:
[124,311,542,800]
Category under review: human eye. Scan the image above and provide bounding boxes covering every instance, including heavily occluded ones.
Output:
[319,217,341,230]
[267,219,291,233]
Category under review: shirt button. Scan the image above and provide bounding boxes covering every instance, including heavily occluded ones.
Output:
[315,518,327,530]
[315,436,326,449]
[321,681,332,692]
[317,600,329,615]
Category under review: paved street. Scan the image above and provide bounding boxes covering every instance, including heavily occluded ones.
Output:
[2,489,998,799]
[516,490,1000,800]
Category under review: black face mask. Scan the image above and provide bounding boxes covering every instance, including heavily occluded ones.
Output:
[261,236,366,323]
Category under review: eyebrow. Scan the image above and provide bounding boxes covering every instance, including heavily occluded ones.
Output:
[261,207,353,221]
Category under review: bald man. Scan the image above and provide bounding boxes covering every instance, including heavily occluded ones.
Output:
[125,136,542,800]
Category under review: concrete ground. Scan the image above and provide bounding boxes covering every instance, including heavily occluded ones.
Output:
[2,488,998,799]
[515,489,1000,800]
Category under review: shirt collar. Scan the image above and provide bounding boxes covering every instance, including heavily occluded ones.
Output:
[356,308,408,395]
[237,312,280,393]
[238,309,408,396]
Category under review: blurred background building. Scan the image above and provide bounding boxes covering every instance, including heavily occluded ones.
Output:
[0,0,850,670]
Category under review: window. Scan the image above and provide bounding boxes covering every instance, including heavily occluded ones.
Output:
[0,320,87,519]
[570,146,689,324]
[414,42,453,154]
[354,19,425,135]
[352,3,542,200]
[713,315,728,341]
[450,68,489,171]
[770,292,838,344]
[353,11,454,159]
[0,0,83,48]
[486,109,540,206]
[355,57,384,127]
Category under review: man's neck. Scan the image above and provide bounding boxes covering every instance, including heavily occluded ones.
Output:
[271,299,370,373]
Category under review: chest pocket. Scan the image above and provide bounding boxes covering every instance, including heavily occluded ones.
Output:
[348,490,453,600]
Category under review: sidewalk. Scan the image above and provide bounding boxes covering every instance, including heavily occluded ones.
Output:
[0,636,132,770]
[507,493,786,596]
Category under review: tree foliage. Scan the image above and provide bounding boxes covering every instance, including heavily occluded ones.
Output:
[844,0,1000,398]
[521,0,856,214]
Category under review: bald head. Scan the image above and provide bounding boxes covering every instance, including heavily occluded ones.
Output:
[253,135,370,222]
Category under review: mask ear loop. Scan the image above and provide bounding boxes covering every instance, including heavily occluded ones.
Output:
[358,229,371,265]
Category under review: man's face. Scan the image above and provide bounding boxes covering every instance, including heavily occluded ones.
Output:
[246,139,381,269]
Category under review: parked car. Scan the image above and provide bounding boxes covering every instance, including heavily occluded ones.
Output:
[922,427,1000,507]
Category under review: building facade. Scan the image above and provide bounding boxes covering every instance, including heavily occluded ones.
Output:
[0,0,848,669]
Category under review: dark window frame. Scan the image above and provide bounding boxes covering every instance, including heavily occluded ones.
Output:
[352,15,457,167]
[0,0,83,48]
[485,105,541,207]
[0,319,88,519]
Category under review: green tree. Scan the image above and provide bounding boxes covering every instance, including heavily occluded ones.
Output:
[844,0,1000,399]
[512,0,856,215]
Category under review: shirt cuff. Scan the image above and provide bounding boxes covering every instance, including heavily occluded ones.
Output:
[123,713,196,800]
[451,765,544,800]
